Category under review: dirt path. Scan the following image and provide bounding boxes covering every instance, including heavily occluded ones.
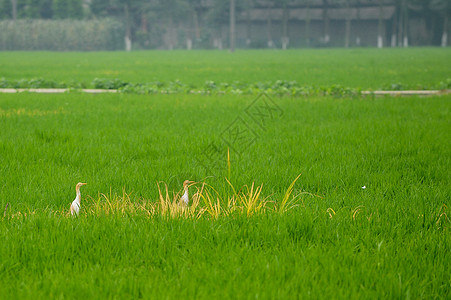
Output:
[0,88,118,94]
[0,88,449,96]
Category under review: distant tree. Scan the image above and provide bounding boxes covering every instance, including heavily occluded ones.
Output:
[355,0,362,46]
[335,0,352,47]
[322,0,330,45]
[391,0,409,47]
[110,0,141,51]
[39,0,52,19]
[280,0,290,49]
[90,0,109,16]
[52,0,68,18]
[16,0,27,18]
[265,0,274,48]
[256,0,300,48]
[429,0,450,46]
[0,0,12,19]
[230,0,235,52]
[296,0,314,46]
[9,0,49,18]
[244,0,254,47]
[335,0,362,48]
[254,0,277,48]
[401,0,409,47]
[186,0,203,48]
[67,0,83,19]
[206,0,229,49]
[11,0,16,20]
[148,0,189,50]
[25,0,41,18]
[90,0,147,50]
[376,0,385,48]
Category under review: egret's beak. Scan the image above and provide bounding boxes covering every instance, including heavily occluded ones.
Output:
[81,183,87,186]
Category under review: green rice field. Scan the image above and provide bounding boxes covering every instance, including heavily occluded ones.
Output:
[1,48,450,89]
[0,49,450,299]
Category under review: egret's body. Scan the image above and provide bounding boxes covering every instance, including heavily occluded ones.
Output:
[70,182,87,216]
[180,180,194,206]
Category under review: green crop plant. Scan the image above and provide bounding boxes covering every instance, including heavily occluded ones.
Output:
[0,50,449,299]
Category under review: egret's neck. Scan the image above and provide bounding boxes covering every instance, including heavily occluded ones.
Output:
[75,188,81,202]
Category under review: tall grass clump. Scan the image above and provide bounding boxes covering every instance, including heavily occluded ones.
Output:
[5,176,303,220]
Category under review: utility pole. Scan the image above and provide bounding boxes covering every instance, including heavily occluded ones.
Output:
[230,0,236,52]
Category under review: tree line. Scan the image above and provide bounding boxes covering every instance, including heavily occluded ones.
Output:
[0,0,449,50]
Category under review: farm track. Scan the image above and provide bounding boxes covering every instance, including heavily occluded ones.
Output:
[0,88,450,96]
[0,88,118,93]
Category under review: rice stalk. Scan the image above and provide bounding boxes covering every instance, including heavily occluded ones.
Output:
[278,173,302,213]
[200,188,223,219]
[327,208,336,219]
[227,147,231,180]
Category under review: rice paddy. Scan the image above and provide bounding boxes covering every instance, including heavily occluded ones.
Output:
[0,49,450,299]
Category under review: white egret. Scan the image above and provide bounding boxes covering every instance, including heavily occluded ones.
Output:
[70,182,87,216]
[180,180,194,206]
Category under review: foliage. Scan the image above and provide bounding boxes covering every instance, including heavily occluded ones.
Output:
[0,0,11,19]
[92,78,129,89]
[0,0,448,48]
[52,0,83,19]
[438,78,451,89]
[0,19,124,50]
[3,77,451,97]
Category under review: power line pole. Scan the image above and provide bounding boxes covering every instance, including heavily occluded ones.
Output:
[230,0,236,52]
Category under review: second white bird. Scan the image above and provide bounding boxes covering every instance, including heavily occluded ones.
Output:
[70,182,87,216]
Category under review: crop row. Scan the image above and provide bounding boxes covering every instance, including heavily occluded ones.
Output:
[2,77,450,97]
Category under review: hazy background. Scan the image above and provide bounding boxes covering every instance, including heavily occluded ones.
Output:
[0,0,450,51]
